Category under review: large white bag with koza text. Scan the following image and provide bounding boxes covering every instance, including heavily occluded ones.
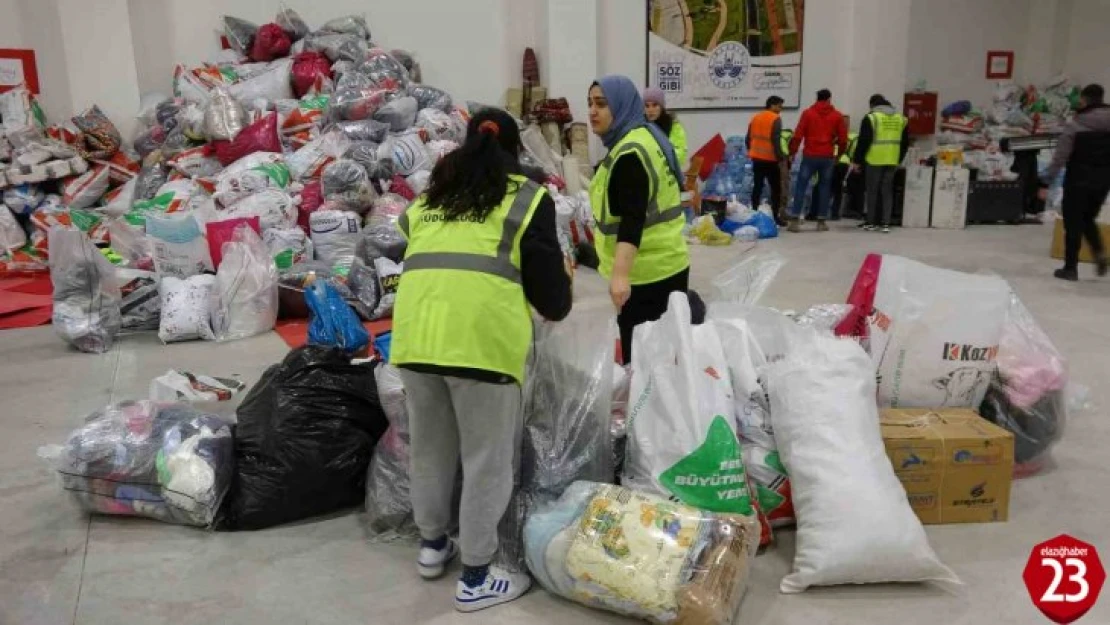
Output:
[865,255,1010,409]
[623,293,761,521]
[767,330,959,593]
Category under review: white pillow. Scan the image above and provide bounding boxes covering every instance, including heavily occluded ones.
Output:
[766,331,959,593]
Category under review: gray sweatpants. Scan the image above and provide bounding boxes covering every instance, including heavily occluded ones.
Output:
[865,165,899,226]
[400,369,523,567]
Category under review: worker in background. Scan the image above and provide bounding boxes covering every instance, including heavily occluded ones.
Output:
[589,75,689,364]
[746,95,788,226]
[787,88,848,232]
[1039,83,1110,281]
[391,108,573,613]
[826,130,858,220]
[643,87,689,168]
[852,94,910,233]
[779,127,794,212]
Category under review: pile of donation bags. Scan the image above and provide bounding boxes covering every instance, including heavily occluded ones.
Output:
[6,8,577,353]
[40,248,1074,623]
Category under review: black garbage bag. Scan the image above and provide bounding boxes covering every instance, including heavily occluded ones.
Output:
[219,346,388,530]
[978,380,1065,466]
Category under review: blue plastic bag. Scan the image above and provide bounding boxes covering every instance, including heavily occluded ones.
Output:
[305,280,370,354]
[738,211,779,239]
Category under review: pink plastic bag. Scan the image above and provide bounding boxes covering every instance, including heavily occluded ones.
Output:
[250,23,292,63]
[206,216,261,268]
[213,113,281,166]
[292,51,333,98]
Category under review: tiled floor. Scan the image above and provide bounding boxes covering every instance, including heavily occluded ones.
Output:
[3,220,1108,625]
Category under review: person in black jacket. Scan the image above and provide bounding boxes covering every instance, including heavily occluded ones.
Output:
[1040,84,1110,281]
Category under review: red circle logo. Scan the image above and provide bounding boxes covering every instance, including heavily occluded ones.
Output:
[1023,535,1105,623]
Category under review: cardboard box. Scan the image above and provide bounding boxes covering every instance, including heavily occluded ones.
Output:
[1050,218,1110,263]
[881,408,1014,524]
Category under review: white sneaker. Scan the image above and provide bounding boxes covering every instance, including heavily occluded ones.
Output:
[417,539,458,580]
[454,566,532,613]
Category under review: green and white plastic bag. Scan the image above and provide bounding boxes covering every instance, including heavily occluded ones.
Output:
[623,293,758,518]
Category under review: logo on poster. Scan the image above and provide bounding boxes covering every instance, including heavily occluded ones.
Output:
[656,62,683,92]
[708,42,750,89]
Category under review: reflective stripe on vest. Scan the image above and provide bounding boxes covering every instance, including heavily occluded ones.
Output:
[589,127,689,286]
[593,141,685,236]
[840,133,859,164]
[402,181,541,283]
[391,176,542,383]
[748,111,779,161]
[865,112,908,166]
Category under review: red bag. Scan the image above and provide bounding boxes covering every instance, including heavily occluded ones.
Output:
[249,23,292,63]
[292,51,333,98]
[212,113,282,166]
[297,181,324,234]
[206,217,261,268]
[389,175,416,201]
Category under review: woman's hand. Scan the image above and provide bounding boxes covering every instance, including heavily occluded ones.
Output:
[610,275,631,310]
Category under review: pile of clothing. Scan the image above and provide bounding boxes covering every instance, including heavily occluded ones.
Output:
[935,76,1083,181]
[46,400,234,527]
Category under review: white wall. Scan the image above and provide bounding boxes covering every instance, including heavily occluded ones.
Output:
[1065,0,1110,88]
[906,0,1034,109]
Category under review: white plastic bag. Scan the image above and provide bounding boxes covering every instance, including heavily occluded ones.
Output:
[210,226,278,341]
[146,212,214,279]
[767,330,958,593]
[204,88,247,141]
[369,257,402,320]
[211,152,291,207]
[229,59,294,104]
[0,206,26,253]
[864,255,1010,408]
[310,209,362,265]
[158,274,217,343]
[222,189,298,231]
[62,165,111,210]
[623,293,761,519]
[288,130,351,180]
[378,132,431,176]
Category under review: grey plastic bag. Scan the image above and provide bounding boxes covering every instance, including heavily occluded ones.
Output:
[409,85,453,113]
[276,6,309,41]
[373,96,418,132]
[320,15,372,40]
[364,363,417,540]
[50,228,122,353]
[495,311,617,572]
[331,119,390,143]
[321,158,377,212]
[204,88,247,141]
[223,16,258,54]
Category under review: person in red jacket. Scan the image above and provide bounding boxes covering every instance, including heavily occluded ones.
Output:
[787,89,848,232]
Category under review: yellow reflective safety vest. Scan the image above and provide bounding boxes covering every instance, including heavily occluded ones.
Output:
[391,175,545,384]
[865,112,908,166]
[590,127,689,286]
[669,119,689,168]
[840,132,859,164]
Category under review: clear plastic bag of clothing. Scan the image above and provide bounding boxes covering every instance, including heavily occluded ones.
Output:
[392,50,423,83]
[364,363,419,540]
[210,226,279,342]
[275,5,309,41]
[523,481,760,625]
[320,15,372,40]
[328,86,390,123]
[331,119,390,143]
[978,293,1068,477]
[49,227,122,354]
[40,400,234,527]
[355,222,407,263]
[496,312,617,572]
[409,85,453,113]
[373,96,418,132]
[321,158,377,213]
[219,346,388,530]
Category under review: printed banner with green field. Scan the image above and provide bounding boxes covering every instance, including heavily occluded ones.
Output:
[647,0,804,109]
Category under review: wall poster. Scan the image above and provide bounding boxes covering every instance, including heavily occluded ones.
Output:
[647,0,804,110]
